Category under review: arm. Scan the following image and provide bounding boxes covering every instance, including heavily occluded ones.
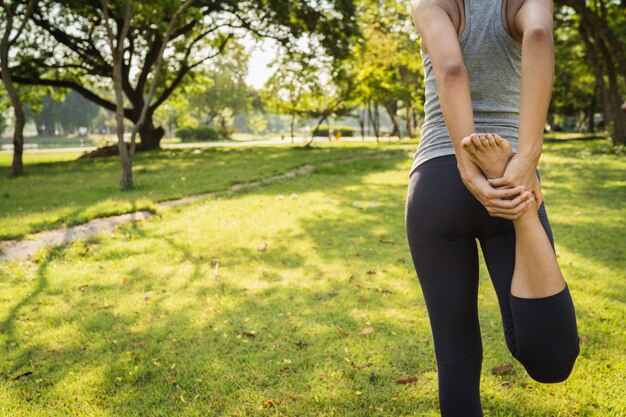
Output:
[488,0,555,206]
[410,0,528,214]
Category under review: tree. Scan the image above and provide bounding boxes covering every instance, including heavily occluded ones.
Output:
[0,0,35,177]
[556,0,626,145]
[349,0,424,139]
[7,0,359,150]
[262,51,320,142]
[100,0,193,189]
[551,10,596,131]
[187,44,254,127]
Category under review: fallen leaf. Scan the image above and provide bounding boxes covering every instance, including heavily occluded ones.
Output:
[501,381,512,387]
[257,243,268,252]
[366,271,377,275]
[276,195,285,200]
[379,238,396,245]
[290,193,298,199]
[360,327,374,335]
[395,376,418,385]
[242,331,256,338]
[336,326,347,335]
[492,364,514,375]
[261,398,281,408]
[132,340,146,347]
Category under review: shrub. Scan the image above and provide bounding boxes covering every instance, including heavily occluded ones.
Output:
[176,125,221,142]
[312,125,356,137]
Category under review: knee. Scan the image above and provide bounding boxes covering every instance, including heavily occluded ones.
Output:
[518,345,580,383]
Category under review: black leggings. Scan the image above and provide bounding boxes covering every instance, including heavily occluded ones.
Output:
[405,154,579,417]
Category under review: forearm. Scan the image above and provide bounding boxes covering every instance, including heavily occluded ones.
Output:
[436,65,476,166]
[516,9,555,165]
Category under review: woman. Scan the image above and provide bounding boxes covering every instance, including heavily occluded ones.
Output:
[405,0,580,415]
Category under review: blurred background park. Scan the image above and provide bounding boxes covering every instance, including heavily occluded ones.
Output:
[0,0,624,416]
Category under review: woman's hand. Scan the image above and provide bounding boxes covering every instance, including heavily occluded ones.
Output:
[458,160,535,220]
[487,153,544,208]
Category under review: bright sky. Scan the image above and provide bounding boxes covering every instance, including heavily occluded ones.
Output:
[243,37,278,90]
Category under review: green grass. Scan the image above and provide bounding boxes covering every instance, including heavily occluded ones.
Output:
[543,131,608,140]
[0,144,398,240]
[0,140,624,416]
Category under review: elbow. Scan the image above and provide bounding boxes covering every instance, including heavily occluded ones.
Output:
[523,25,553,44]
[440,61,467,82]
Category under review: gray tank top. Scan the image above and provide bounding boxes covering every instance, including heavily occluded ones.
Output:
[409,0,523,177]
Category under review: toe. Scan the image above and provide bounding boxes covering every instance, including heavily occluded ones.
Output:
[461,136,473,149]
[492,133,505,145]
[481,134,493,148]
[486,134,497,147]
[471,134,484,149]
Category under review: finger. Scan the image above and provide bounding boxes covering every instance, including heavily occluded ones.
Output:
[486,185,525,200]
[486,197,534,215]
[488,177,510,187]
[500,190,533,208]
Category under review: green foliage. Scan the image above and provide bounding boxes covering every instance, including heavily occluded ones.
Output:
[313,125,357,137]
[11,0,359,141]
[248,114,268,135]
[175,125,221,142]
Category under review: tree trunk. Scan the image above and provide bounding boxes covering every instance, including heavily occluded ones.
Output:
[588,85,596,133]
[374,103,380,142]
[290,113,295,143]
[367,100,380,140]
[405,103,413,138]
[384,101,400,138]
[579,21,626,145]
[358,106,365,141]
[118,141,133,189]
[11,108,25,177]
[1,14,25,177]
[594,27,626,145]
[136,112,165,151]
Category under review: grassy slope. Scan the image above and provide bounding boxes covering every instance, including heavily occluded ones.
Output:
[0,144,393,240]
[0,140,624,416]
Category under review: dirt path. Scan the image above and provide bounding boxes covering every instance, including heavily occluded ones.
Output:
[0,163,324,262]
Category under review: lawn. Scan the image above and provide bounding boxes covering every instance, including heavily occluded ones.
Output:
[0,144,396,240]
[0,140,624,416]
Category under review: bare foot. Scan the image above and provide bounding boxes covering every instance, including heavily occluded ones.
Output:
[461,133,514,179]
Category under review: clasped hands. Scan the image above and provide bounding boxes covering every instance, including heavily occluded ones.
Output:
[459,149,543,221]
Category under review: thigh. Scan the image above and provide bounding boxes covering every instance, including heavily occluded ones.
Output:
[405,155,485,348]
